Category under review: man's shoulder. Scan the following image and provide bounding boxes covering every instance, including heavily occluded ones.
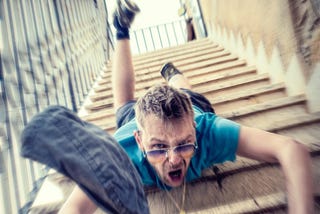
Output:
[193,112,240,166]
[194,112,239,132]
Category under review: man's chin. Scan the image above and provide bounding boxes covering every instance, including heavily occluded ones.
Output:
[167,180,184,188]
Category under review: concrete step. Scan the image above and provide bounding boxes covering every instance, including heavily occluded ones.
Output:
[107,44,224,72]
[102,39,215,74]
[84,75,279,113]
[133,54,239,83]
[188,191,320,214]
[190,65,257,87]
[219,94,306,119]
[91,65,257,102]
[96,59,247,89]
[101,50,236,82]
[84,98,113,112]
[194,73,270,97]
[208,83,287,113]
[131,38,213,62]
[139,50,231,73]
[188,192,288,214]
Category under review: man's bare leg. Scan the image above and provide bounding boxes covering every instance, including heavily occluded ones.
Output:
[112,39,135,110]
[168,74,191,89]
[111,0,140,110]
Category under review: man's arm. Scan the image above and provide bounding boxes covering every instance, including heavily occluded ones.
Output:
[236,126,314,214]
[58,185,97,214]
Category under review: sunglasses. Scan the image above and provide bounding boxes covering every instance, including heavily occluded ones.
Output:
[143,142,198,163]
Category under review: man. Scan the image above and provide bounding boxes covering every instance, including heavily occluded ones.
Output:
[42,0,314,213]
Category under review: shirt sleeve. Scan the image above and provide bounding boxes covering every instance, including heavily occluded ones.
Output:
[195,113,241,168]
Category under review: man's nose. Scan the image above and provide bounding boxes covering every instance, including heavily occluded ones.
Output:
[168,149,182,166]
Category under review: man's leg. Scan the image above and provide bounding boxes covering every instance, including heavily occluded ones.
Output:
[160,62,191,89]
[112,39,135,110]
[112,0,140,110]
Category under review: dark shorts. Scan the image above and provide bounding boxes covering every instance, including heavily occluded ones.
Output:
[116,88,214,128]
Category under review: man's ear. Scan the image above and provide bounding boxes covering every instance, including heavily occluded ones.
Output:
[134,130,144,151]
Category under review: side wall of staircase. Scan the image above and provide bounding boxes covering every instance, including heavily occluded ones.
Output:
[199,0,320,113]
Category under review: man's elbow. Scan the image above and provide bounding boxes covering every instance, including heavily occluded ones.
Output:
[279,138,311,165]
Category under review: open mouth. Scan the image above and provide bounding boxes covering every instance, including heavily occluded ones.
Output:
[168,169,182,181]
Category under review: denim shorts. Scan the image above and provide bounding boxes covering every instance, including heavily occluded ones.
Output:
[116,88,214,128]
[21,106,149,214]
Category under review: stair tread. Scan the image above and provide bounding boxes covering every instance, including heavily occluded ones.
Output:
[195,73,269,94]
[210,82,286,105]
[132,38,213,60]
[80,108,114,122]
[263,111,320,132]
[191,65,257,86]
[219,94,306,118]
[188,192,287,214]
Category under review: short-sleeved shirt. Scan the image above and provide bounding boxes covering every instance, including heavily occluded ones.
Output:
[113,105,240,189]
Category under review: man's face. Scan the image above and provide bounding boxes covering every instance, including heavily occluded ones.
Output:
[135,114,196,187]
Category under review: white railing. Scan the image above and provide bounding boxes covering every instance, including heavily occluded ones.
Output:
[131,18,188,55]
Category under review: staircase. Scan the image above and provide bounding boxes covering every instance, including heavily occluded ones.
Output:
[80,38,320,213]
[31,38,320,213]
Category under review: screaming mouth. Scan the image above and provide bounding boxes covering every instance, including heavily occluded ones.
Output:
[169,169,182,180]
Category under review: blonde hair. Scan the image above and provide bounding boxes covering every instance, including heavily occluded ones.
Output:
[135,84,194,129]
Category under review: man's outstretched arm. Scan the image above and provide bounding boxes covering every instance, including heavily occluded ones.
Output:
[58,186,97,214]
[236,126,314,214]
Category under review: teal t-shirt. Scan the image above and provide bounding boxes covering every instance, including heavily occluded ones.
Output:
[113,106,240,188]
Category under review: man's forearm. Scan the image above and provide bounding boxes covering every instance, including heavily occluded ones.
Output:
[58,186,97,214]
[279,140,314,214]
